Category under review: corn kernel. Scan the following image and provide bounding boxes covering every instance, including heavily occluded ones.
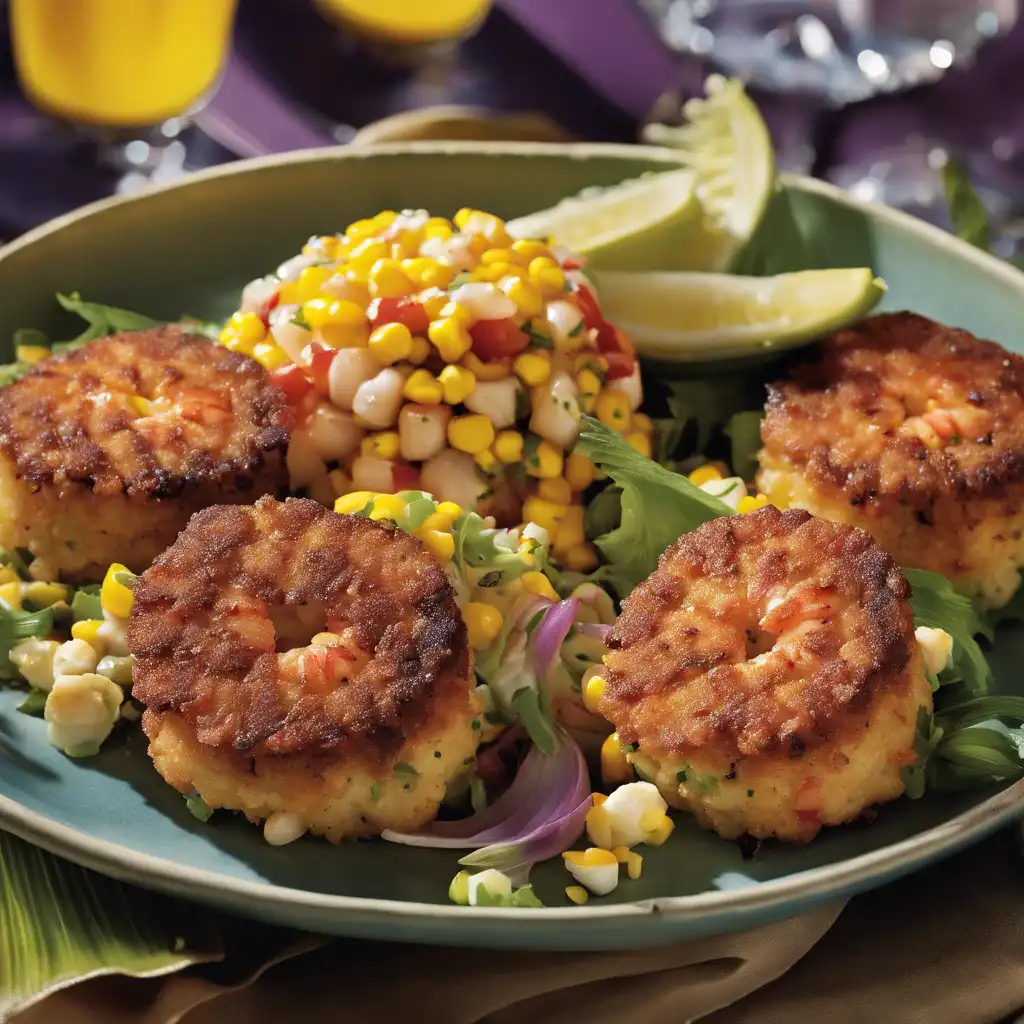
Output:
[16,344,50,365]
[514,350,551,387]
[626,851,643,879]
[501,276,544,318]
[527,256,566,296]
[465,602,503,649]
[521,571,559,602]
[438,365,476,405]
[461,351,511,381]
[345,217,377,241]
[565,452,597,492]
[419,291,448,320]
[22,581,69,607]
[585,803,614,850]
[591,792,607,807]
[368,322,413,365]
[575,369,601,414]
[101,563,134,619]
[296,265,335,303]
[643,816,675,847]
[511,239,550,262]
[447,414,495,455]
[128,395,153,416]
[402,369,444,405]
[389,228,421,260]
[276,281,300,305]
[600,732,634,785]
[562,543,598,573]
[640,808,667,833]
[328,468,352,496]
[418,501,462,535]
[688,465,722,486]
[221,333,255,355]
[474,448,499,475]
[595,390,632,432]
[347,239,389,279]
[493,430,524,464]
[538,476,572,505]
[471,263,512,283]
[438,300,476,326]
[583,675,607,714]
[453,207,475,230]
[71,619,105,648]
[632,412,654,435]
[303,298,366,330]
[526,439,563,479]
[428,318,473,363]
[738,494,771,514]
[565,886,589,905]
[225,311,267,344]
[423,217,453,240]
[522,496,567,535]
[334,491,377,515]
[252,341,290,370]
[0,582,21,609]
[370,493,407,522]
[320,324,370,350]
[361,431,401,461]
[371,210,397,232]
[611,846,630,864]
[555,504,585,549]
[625,431,652,458]
[0,566,17,586]
[421,529,455,566]
[408,335,431,365]
[368,259,415,299]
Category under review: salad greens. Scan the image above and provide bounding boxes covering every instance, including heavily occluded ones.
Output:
[576,417,1024,792]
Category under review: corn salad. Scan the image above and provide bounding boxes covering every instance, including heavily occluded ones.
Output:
[221,208,649,571]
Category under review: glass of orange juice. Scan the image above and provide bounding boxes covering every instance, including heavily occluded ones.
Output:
[9,0,238,176]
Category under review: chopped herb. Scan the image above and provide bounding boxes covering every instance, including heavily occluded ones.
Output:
[471,719,481,730]
[112,569,137,590]
[370,782,383,802]
[291,307,311,330]
[433,750,442,759]
[525,609,546,636]
[71,587,103,622]
[568,320,585,338]
[477,570,502,588]
[448,271,472,291]
[747,789,755,797]
[17,689,47,716]
[185,795,214,823]
[483,708,505,725]
[524,321,554,348]
[524,434,542,470]
[634,765,653,783]
[514,387,532,422]
[676,768,689,783]
[394,762,419,778]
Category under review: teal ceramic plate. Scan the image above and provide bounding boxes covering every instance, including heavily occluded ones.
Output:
[0,143,1022,950]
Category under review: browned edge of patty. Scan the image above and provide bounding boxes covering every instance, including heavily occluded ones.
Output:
[602,506,915,761]
[762,311,1024,505]
[129,496,471,768]
[0,327,292,499]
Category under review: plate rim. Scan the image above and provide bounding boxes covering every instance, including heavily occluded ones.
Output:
[1,140,1023,930]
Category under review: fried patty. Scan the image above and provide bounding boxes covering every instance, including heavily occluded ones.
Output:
[0,328,292,581]
[600,506,932,842]
[757,312,1024,607]
[129,496,480,841]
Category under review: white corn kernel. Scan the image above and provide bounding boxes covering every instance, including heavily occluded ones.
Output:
[608,362,643,411]
[308,404,364,462]
[463,377,521,430]
[352,368,405,429]
[399,405,450,462]
[10,639,59,692]
[263,812,308,846]
[529,371,581,449]
[53,638,100,678]
[44,673,123,757]
[449,282,517,321]
[240,275,279,316]
[328,348,380,411]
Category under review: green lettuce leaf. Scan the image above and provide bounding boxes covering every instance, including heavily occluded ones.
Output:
[724,410,764,481]
[940,159,990,253]
[52,292,160,352]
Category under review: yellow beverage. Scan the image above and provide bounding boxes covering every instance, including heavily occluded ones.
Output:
[9,0,238,128]
[313,0,491,44]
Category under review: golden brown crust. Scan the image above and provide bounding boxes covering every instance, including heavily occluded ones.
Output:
[0,328,292,500]
[129,496,472,770]
[601,506,914,762]
[761,312,1024,509]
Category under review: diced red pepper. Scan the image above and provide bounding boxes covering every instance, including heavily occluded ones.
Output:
[268,363,314,403]
[469,318,529,361]
[575,285,604,331]
[603,351,635,381]
[257,290,280,328]
[369,296,430,335]
[391,462,422,492]
[302,343,337,398]
[561,257,582,271]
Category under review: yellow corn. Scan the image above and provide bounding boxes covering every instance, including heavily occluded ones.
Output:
[565,452,597,492]
[371,210,397,231]
[295,265,335,303]
[626,851,643,879]
[368,322,413,365]
[585,802,614,850]
[521,571,559,602]
[461,351,511,381]
[563,847,618,868]
[575,369,602,413]
[501,276,544,318]
[738,494,771,514]
[251,341,290,370]
[493,430,524,464]
[632,412,654,434]
[16,344,50,365]
[403,369,445,405]
[474,448,499,475]
[625,431,652,458]
[438,365,476,405]
[420,292,448,320]
[389,228,421,260]
[303,297,366,330]
[562,543,598,573]
[521,496,567,536]
[514,350,551,386]
[428,318,473,363]
[688,465,722,486]
[276,281,300,305]
[418,507,460,536]
[582,675,607,715]
[303,235,340,259]
[527,256,566,296]
[0,566,16,586]
[344,217,377,240]
[438,300,476,326]
[447,415,495,455]
[101,563,134,619]
[423,216,454,240]
[595,389,632,432]
[600,732,634,785]
[347,240,389,281]
[555,504,585,549]
[453,207,475,230]
[0,582,21,609]
[480,247,519,266]
[565,886,589,905]
[538,476,572,505]
[408,335,431,365]
[405,258,453,290]
[464,602,503,649]
[370,493,407,521]
[611,846,630,864]
[127,395,153,416]
[643,816,675,847]
[527,439,563,479]
[71,619,105,648]
[23,581,69,607]
[334,491,377,515]
[369,259,415,299]
[362,432,401,461]
[511,239,550,262]
[220,311,266,346]
[421,529,455,566]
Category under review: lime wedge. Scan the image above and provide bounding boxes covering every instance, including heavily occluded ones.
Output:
[643,75,775,271]
[597,268,886,362]
[506,169,700,271]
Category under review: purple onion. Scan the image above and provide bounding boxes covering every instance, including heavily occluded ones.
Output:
[530,597,580,680]
[577,622,612,641]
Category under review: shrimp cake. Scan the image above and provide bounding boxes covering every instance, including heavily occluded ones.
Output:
[599,506,933,843]
[129,496,480,841]
[757,312,1024,609]
[0,327,292,583]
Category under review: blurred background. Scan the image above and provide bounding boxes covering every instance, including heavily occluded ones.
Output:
[0,0,1022,256]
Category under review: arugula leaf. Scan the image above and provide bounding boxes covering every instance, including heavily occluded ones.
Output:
[731,186,821,276]
[52,292,159,352]
[724,410,764,481]
[940,159,990,253]
[576,417,730,596]
[927,720,1024,790]
[903,568,992,696]
[664,377,757,455]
